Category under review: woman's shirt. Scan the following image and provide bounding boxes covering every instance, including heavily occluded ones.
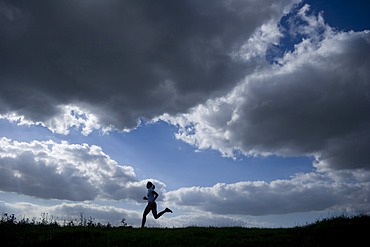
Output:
[147,187,155,203]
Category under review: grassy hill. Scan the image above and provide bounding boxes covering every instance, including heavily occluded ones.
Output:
[0,215,369,246]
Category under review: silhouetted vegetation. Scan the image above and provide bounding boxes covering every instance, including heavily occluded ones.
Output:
[0,213,369,246]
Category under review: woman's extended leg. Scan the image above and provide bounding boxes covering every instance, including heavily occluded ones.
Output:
[152,203,173,219]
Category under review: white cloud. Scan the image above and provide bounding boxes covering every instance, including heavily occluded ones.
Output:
[44,105,103,136]
[164,172,370,216]
[233,19,284,62]
[0,137,152,201]
[0,104,105,136]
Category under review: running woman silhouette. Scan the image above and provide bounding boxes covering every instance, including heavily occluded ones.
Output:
[141,181,172,228]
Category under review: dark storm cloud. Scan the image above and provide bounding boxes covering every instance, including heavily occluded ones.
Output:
[165,7,370,172]
[0,0,298,129]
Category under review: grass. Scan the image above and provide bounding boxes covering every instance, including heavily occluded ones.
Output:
[0,214,369,246]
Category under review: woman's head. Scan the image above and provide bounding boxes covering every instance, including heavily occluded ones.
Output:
[146,181,154,189]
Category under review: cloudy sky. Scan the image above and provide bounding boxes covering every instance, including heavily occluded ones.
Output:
[0,0,369,228]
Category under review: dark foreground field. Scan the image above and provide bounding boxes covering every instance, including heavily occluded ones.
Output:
[0,215,369,246]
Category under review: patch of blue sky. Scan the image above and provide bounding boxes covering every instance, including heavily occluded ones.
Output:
[89,121,314,190]
[305,0,370,31]
[0,119,54,142]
